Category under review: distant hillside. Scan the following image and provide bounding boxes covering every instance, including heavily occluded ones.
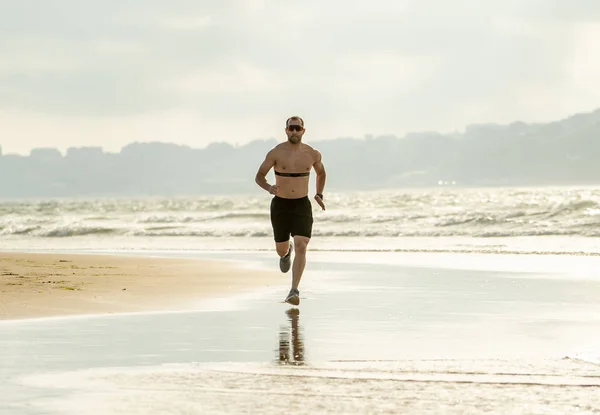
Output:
[2,108,600,198]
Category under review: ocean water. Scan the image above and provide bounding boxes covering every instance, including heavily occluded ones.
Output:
[1,186,600,254]
[1,186,600,239]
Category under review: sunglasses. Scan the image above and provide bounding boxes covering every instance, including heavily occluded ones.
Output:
[287,125,304,132]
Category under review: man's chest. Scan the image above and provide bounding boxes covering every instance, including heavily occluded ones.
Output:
[275,151,314,173]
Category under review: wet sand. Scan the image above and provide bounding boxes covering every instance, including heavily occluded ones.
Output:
[0,252,280,320]
[2,250,600,414]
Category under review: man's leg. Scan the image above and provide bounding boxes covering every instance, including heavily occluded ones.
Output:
[276,239,293,273]
[275,240,291,258]
[284,197,312,305]
[291,235,310,290]
[270,197,292,271]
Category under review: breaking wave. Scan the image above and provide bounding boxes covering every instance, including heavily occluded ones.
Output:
[1,187,599,239]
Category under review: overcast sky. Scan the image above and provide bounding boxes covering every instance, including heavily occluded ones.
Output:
[1,0,599,155]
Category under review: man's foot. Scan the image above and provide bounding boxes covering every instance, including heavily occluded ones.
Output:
[279,241,293,273]
[285,288,300,306]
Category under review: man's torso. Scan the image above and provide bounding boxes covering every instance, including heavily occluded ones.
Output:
[273,143,316,199]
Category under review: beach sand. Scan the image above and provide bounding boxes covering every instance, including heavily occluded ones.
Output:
[0,253,280,320]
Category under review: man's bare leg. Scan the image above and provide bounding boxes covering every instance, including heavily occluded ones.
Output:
[275,240,291,258]
[291,235,310,290]
[276,239,293,273]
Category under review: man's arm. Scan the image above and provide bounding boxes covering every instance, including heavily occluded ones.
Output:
[255,150,277,193]
[313,150,326,210]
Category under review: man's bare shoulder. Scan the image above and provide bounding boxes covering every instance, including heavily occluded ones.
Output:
[267,143,287,158]
[271,142,289,152]
[302,143,321,159]
[265,143,286,156]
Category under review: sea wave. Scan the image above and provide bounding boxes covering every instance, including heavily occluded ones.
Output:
[136,212,269,224]
[3,226,599,238]
[39,226,119,237]
[1,187,599,239]
[545,200,598,218]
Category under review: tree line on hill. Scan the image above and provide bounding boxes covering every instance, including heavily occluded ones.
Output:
[1,109,599,198]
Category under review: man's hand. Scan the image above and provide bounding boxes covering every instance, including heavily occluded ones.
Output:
[314,194,325,211]
[269,185,279,195]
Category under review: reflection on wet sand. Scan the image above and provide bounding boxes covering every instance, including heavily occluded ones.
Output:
[278,308,305,366]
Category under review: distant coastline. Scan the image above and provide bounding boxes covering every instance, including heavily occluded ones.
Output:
[1,108,599,198]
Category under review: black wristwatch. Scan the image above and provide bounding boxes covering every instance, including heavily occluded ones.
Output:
[316,193,323,200]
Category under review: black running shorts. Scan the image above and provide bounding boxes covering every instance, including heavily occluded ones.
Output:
[270,196,313,242]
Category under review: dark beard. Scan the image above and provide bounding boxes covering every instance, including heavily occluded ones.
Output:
[288,135,301,144]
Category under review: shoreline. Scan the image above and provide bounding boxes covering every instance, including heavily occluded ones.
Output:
[0,252,281,321]
[2,235,600,258]
[3,245,600,320]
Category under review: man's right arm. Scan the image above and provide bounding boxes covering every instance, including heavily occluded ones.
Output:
[255,150,276,193]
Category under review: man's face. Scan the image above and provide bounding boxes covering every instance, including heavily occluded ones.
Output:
[285,121,305,144]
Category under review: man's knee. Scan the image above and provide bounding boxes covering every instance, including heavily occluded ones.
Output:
[293,236,310,254]
[275,240,291,257]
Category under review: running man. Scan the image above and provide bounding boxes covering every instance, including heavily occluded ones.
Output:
[255,116,327,305]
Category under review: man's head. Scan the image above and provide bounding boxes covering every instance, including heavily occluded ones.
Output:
[285,116,305,145]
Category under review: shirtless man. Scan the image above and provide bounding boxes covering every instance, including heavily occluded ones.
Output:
[255,116,326,305]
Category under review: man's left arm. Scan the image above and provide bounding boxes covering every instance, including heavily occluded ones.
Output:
[313,150,326,211]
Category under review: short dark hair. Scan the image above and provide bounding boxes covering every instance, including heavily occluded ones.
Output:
[286,116,304,127]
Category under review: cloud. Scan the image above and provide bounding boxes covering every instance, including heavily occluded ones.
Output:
[162,62,284,95]
[0,39,81,76]
[157,15,213,31]
[1,0,600,154]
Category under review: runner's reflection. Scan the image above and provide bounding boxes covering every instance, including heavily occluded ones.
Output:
[278,308,305,365]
